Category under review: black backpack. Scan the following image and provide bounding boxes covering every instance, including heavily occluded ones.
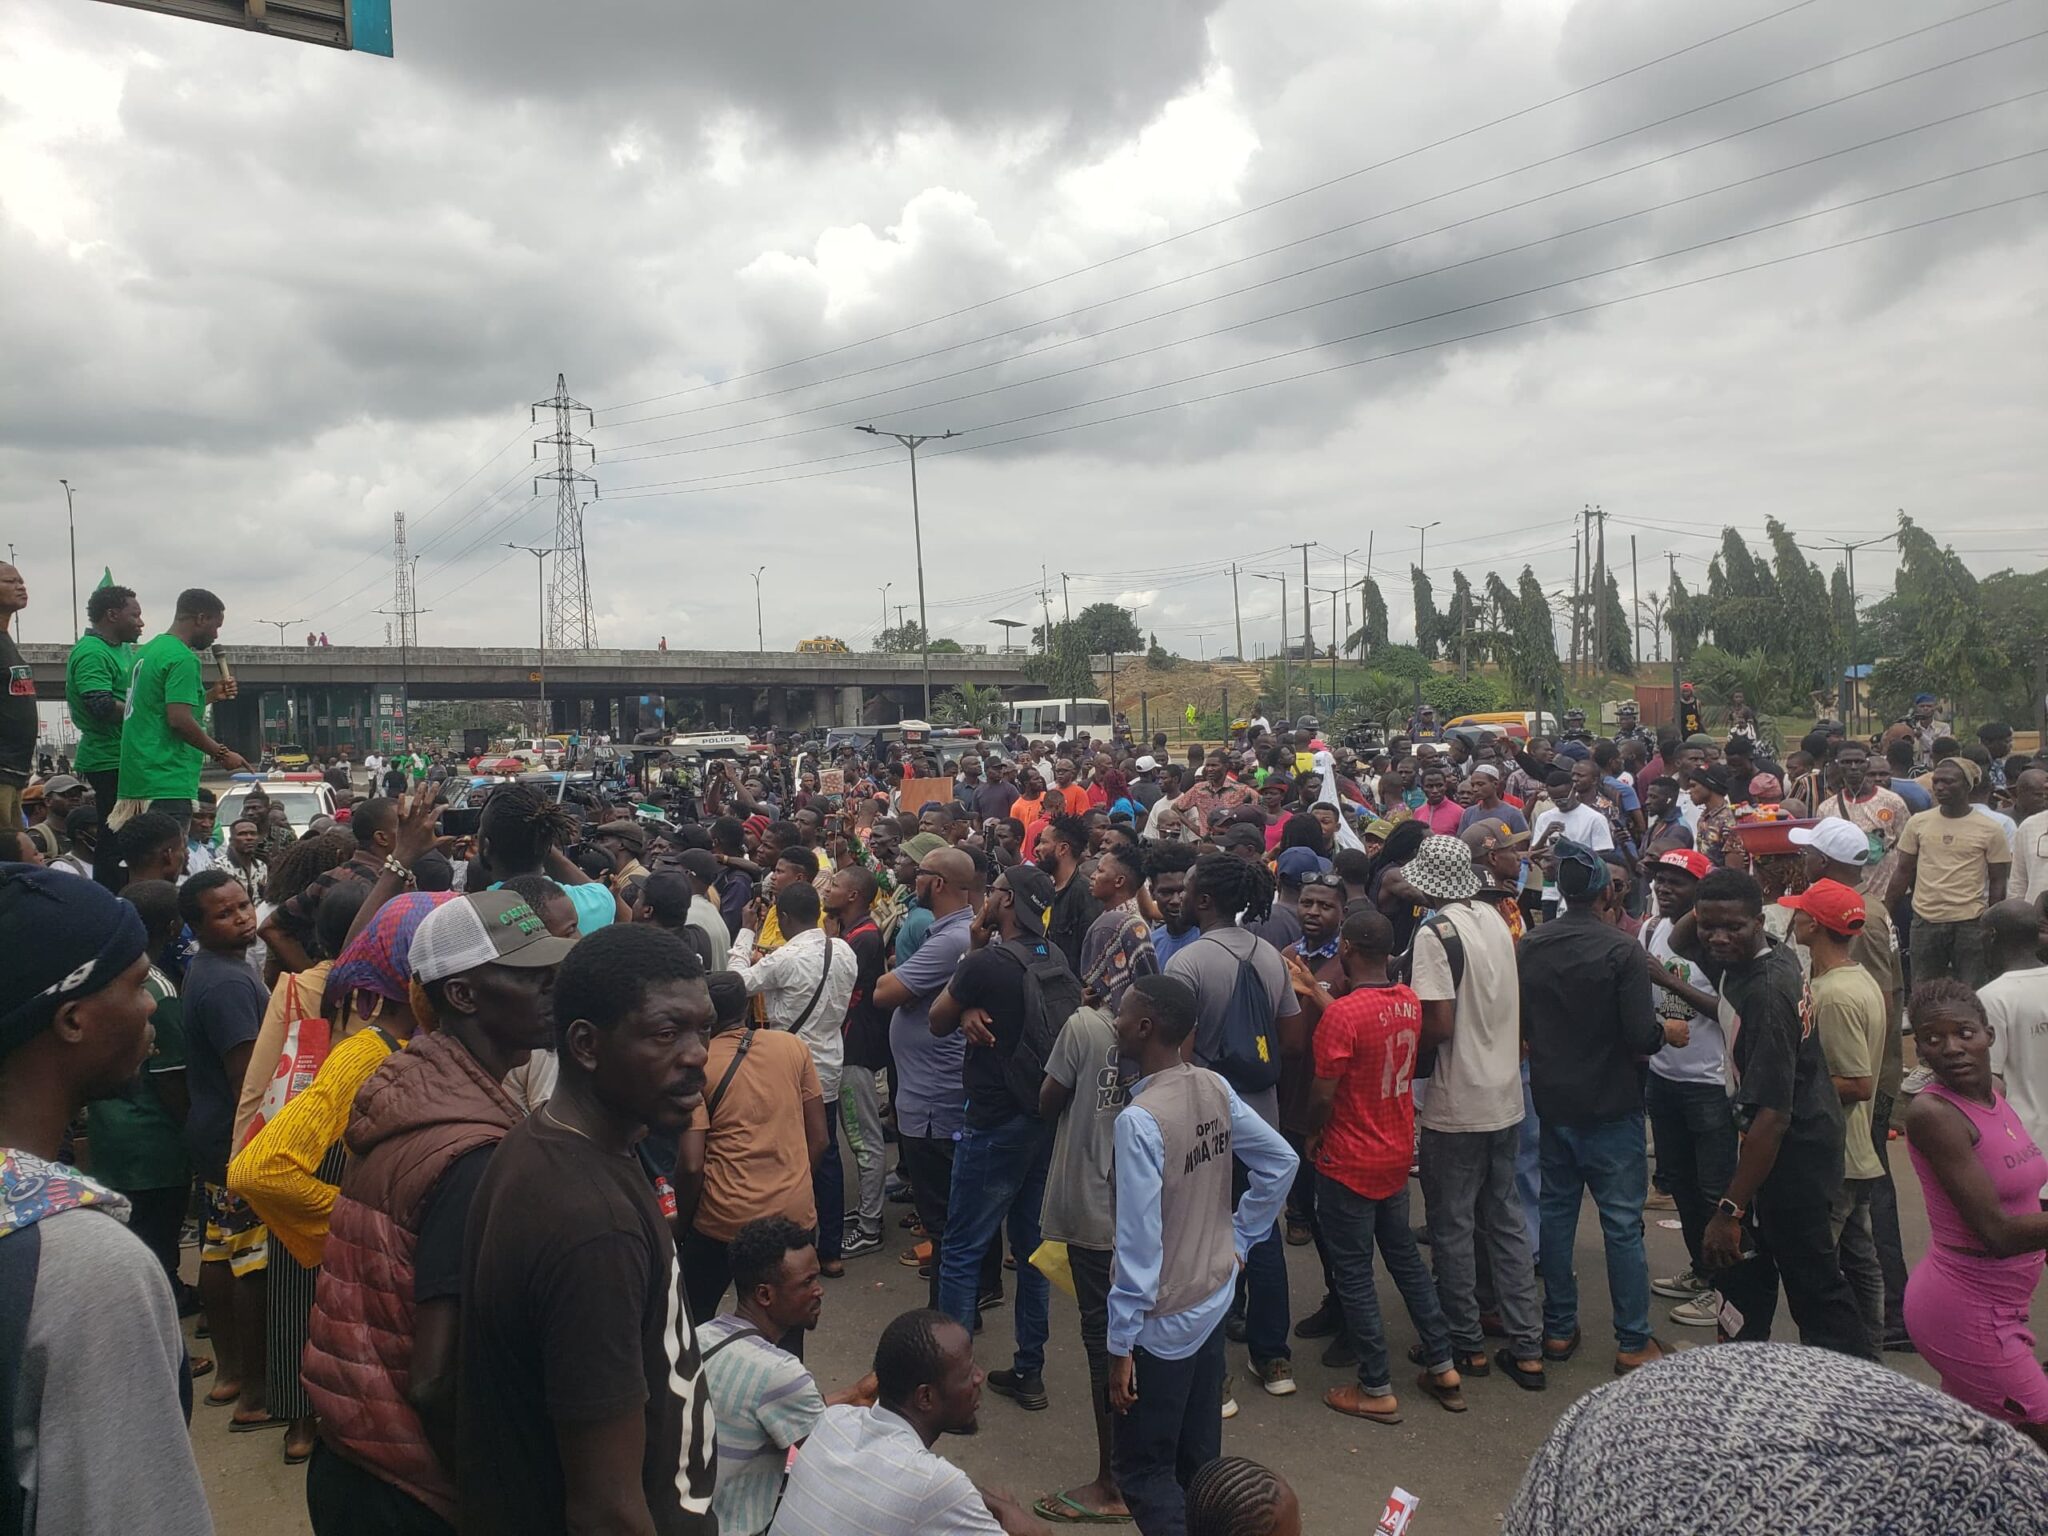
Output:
[993,938,1084,1117]
[1392,909,1466,1079]
[1196,933,1284,1094]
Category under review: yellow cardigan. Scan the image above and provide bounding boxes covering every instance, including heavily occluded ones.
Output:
[227,1026,402,1268]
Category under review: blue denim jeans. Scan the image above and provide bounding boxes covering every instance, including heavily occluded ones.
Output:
[939,1114,1052,1375]
[1537,1113,1652,1352]
[1316,1174,1451,1396]
[1231,1148,1291,1364]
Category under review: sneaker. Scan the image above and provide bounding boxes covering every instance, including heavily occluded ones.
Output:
[986,1368,1048,1412]
[841,1227,883,1259]
[1651,1266,1709,1300]
[1293,1299,1343,1340]
[1668,1292,1720,1328]
[1221,1385,1239,1420]
[885,1178,913,1204]
[1254,1358,1298,1397]
[1224,1311,1248,1344]
[978,1289,1005,1313]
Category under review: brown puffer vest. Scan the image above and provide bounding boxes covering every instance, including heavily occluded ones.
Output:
[301,1030,524,1519]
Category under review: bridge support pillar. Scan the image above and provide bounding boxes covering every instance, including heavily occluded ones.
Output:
[839,686,864,727]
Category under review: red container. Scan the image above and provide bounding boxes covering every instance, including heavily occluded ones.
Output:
[1730,815,1818,858]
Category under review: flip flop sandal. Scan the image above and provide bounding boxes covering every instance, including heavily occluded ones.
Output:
[1494,1348,1548,1392]
[1416,1369,1468,1413]
[1324,1384,1402,1424]
[188,1357,215,1382]
[1031,1492,1135,1525]
[229,1414,290,1434]
[203,1380,240,1407]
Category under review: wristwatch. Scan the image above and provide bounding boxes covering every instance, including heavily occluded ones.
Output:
[1715,1197,1745,1221]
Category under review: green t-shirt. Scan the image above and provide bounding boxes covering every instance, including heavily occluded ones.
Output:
[64,631,135,776]
[84,970,190,1193]
[118,632,207,802]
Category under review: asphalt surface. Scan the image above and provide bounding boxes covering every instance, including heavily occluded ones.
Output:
[187,1109,2040,1536]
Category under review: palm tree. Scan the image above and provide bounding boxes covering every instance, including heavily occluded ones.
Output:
[937,681,1006,730]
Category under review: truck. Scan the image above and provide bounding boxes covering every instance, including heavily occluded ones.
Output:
[463,728,491,759]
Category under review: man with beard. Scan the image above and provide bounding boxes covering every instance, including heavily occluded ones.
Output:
[458,924,718,1536]
[303,891,574,1535]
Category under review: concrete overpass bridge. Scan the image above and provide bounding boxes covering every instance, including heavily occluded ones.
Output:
[21,643,1037,757]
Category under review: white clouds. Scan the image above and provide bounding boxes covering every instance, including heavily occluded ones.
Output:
[0,0,2040,661]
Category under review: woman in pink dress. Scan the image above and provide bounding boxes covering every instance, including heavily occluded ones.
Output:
[1903,978,2048,1447]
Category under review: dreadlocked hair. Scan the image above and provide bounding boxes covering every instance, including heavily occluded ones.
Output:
[1192,851,1274,924]
[263,830,355,907]
[479,783,579,872]
[1186,1456,1290,1536]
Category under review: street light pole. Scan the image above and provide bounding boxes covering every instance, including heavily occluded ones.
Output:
[878,582,891,640]
[752,565,768,653]
[58,479,79,641]
[857,424,957,720]
[507,544,556,732]
[257,618,304,646]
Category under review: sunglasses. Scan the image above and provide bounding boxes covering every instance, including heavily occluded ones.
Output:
[1301,872,1348,891]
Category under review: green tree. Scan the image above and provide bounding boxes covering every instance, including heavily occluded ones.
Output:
[1346,577,1390,657]
[1764,518,1835,694]
[1599,571,1634,676]
[1032,602,1144,655]
[1421,674,1508,719]
[1411,566,1441,660]
[873,621,929,654]
[1703,529,1777,655]
[1445,570,1481,672]
[1667,571,1702,662]
[1865,513,2007,719]
[935,681,1006,728]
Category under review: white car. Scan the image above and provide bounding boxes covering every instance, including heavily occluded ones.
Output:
[217,778,337,836]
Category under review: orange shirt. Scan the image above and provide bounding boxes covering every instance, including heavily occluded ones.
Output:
[1054,783,1091,817]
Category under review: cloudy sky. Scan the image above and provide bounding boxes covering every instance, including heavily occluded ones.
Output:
[3,0,2043,658]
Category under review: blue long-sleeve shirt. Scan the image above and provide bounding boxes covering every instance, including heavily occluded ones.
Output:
[1107,1067,1296,1360]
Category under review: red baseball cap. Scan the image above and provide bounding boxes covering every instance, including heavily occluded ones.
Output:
[1776,878,1866,936]
[1655,848,1711,881]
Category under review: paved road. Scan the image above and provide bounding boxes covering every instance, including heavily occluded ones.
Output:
[189,1124,2028,1535]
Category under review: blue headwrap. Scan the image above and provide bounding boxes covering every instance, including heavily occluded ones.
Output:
[1553,838,1611,900]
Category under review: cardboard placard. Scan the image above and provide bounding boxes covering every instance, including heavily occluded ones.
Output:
[818,767,844,795]
[895,777,957,814]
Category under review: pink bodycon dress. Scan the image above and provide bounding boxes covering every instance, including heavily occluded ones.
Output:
[1904,1080,2048,1426]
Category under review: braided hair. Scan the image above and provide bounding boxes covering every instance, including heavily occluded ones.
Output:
[1190,851,1275,925]
[479,783,578,877]
[1186,1456,1291,1536]
[263,828,354,907]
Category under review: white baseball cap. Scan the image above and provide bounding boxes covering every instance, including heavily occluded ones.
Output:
[411,891,578,982]
[1134,755,1159,772]
[1787,817,1872,866]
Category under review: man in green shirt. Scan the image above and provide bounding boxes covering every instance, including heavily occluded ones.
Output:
[65,583,145,888]
[115,587,248,839]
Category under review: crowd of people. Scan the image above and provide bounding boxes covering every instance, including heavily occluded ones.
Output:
[6,563,2048,1534]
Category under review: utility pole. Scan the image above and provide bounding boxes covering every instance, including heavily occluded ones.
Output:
[1039,566,1055,657]
[1593,504,1608,686]
[57,479,79,641]
[256,618,304,647]
[1813,531,1895,731]
[1229,562,1244,661]
[895,604,907,633]
[752,565,767,653]
[1359,529,1375,660]
[877,583,891,641]
[1293,542,1315,669]
[506,544,556,732]
[1252,572,1287,718]
[532,375,598,651]
[1336,547,1360,657]
[1060,571,1076,729]
[392,511,417,651]
[858,424,956,720]
[1630,533,1641,671]
[1666,551,1681,712]
[1569,520,1584,683]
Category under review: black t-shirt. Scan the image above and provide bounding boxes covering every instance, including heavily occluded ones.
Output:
[458,1114,716,1535]
[1718,940,1844,1151]
[842,918,892,1072]
[1048,874,1101,974]
[414,1145,492,1304]
[947,941,1049,1130]
[0,629,38,784]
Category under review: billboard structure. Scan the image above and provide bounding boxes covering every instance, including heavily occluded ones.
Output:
[92,0,392,56]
